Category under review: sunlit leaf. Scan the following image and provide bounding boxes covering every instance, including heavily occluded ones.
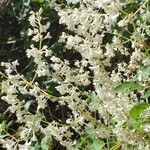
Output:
[129,103,150,120]
[32,0,44,3]
[0,121,7,130]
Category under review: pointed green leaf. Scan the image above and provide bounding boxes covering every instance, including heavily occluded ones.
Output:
[129,103,150,120]
[0,121,7,130]
[114,82,142,93]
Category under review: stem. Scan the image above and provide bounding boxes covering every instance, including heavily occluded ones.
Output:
[132,0,148,17]
[0,71,7,78]
[11,64,57,102]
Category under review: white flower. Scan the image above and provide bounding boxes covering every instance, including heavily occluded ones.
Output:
[50,56,61,63]
[118,17,129,27]
[94,0,111,9]
[37,95,47,110]
[32,33,41,42]
[36,61,49,77]
[51,63,62,71]
[33,28,39,34]
[56,84,70,95]
[44,32,52,39]
[26,45,38,58]
[12,60,19,67]
[66,0,81,4]
[142,124,150,132]
[28,13,37,27]
[28,28,33,36]
[46,22,51,29]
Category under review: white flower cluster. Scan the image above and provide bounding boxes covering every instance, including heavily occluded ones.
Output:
[66,0,81,4]
[50,0,150,149]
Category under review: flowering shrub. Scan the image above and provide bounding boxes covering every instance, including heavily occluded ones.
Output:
[0,0,150,149]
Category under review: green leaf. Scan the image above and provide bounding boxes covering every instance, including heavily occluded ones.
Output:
[41,135,52,150]
[88,139,105,150]
[129,103,150,120]
[140,65,150,77]
[0,121,7,130]
[144,90,150,99]
[114,81,142,93]
[0,114,5,123]
[32,0,44,3]
[30,143,41,150]
[128,118,143,130]
[89,92,101,110]
[74,128,105,150]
